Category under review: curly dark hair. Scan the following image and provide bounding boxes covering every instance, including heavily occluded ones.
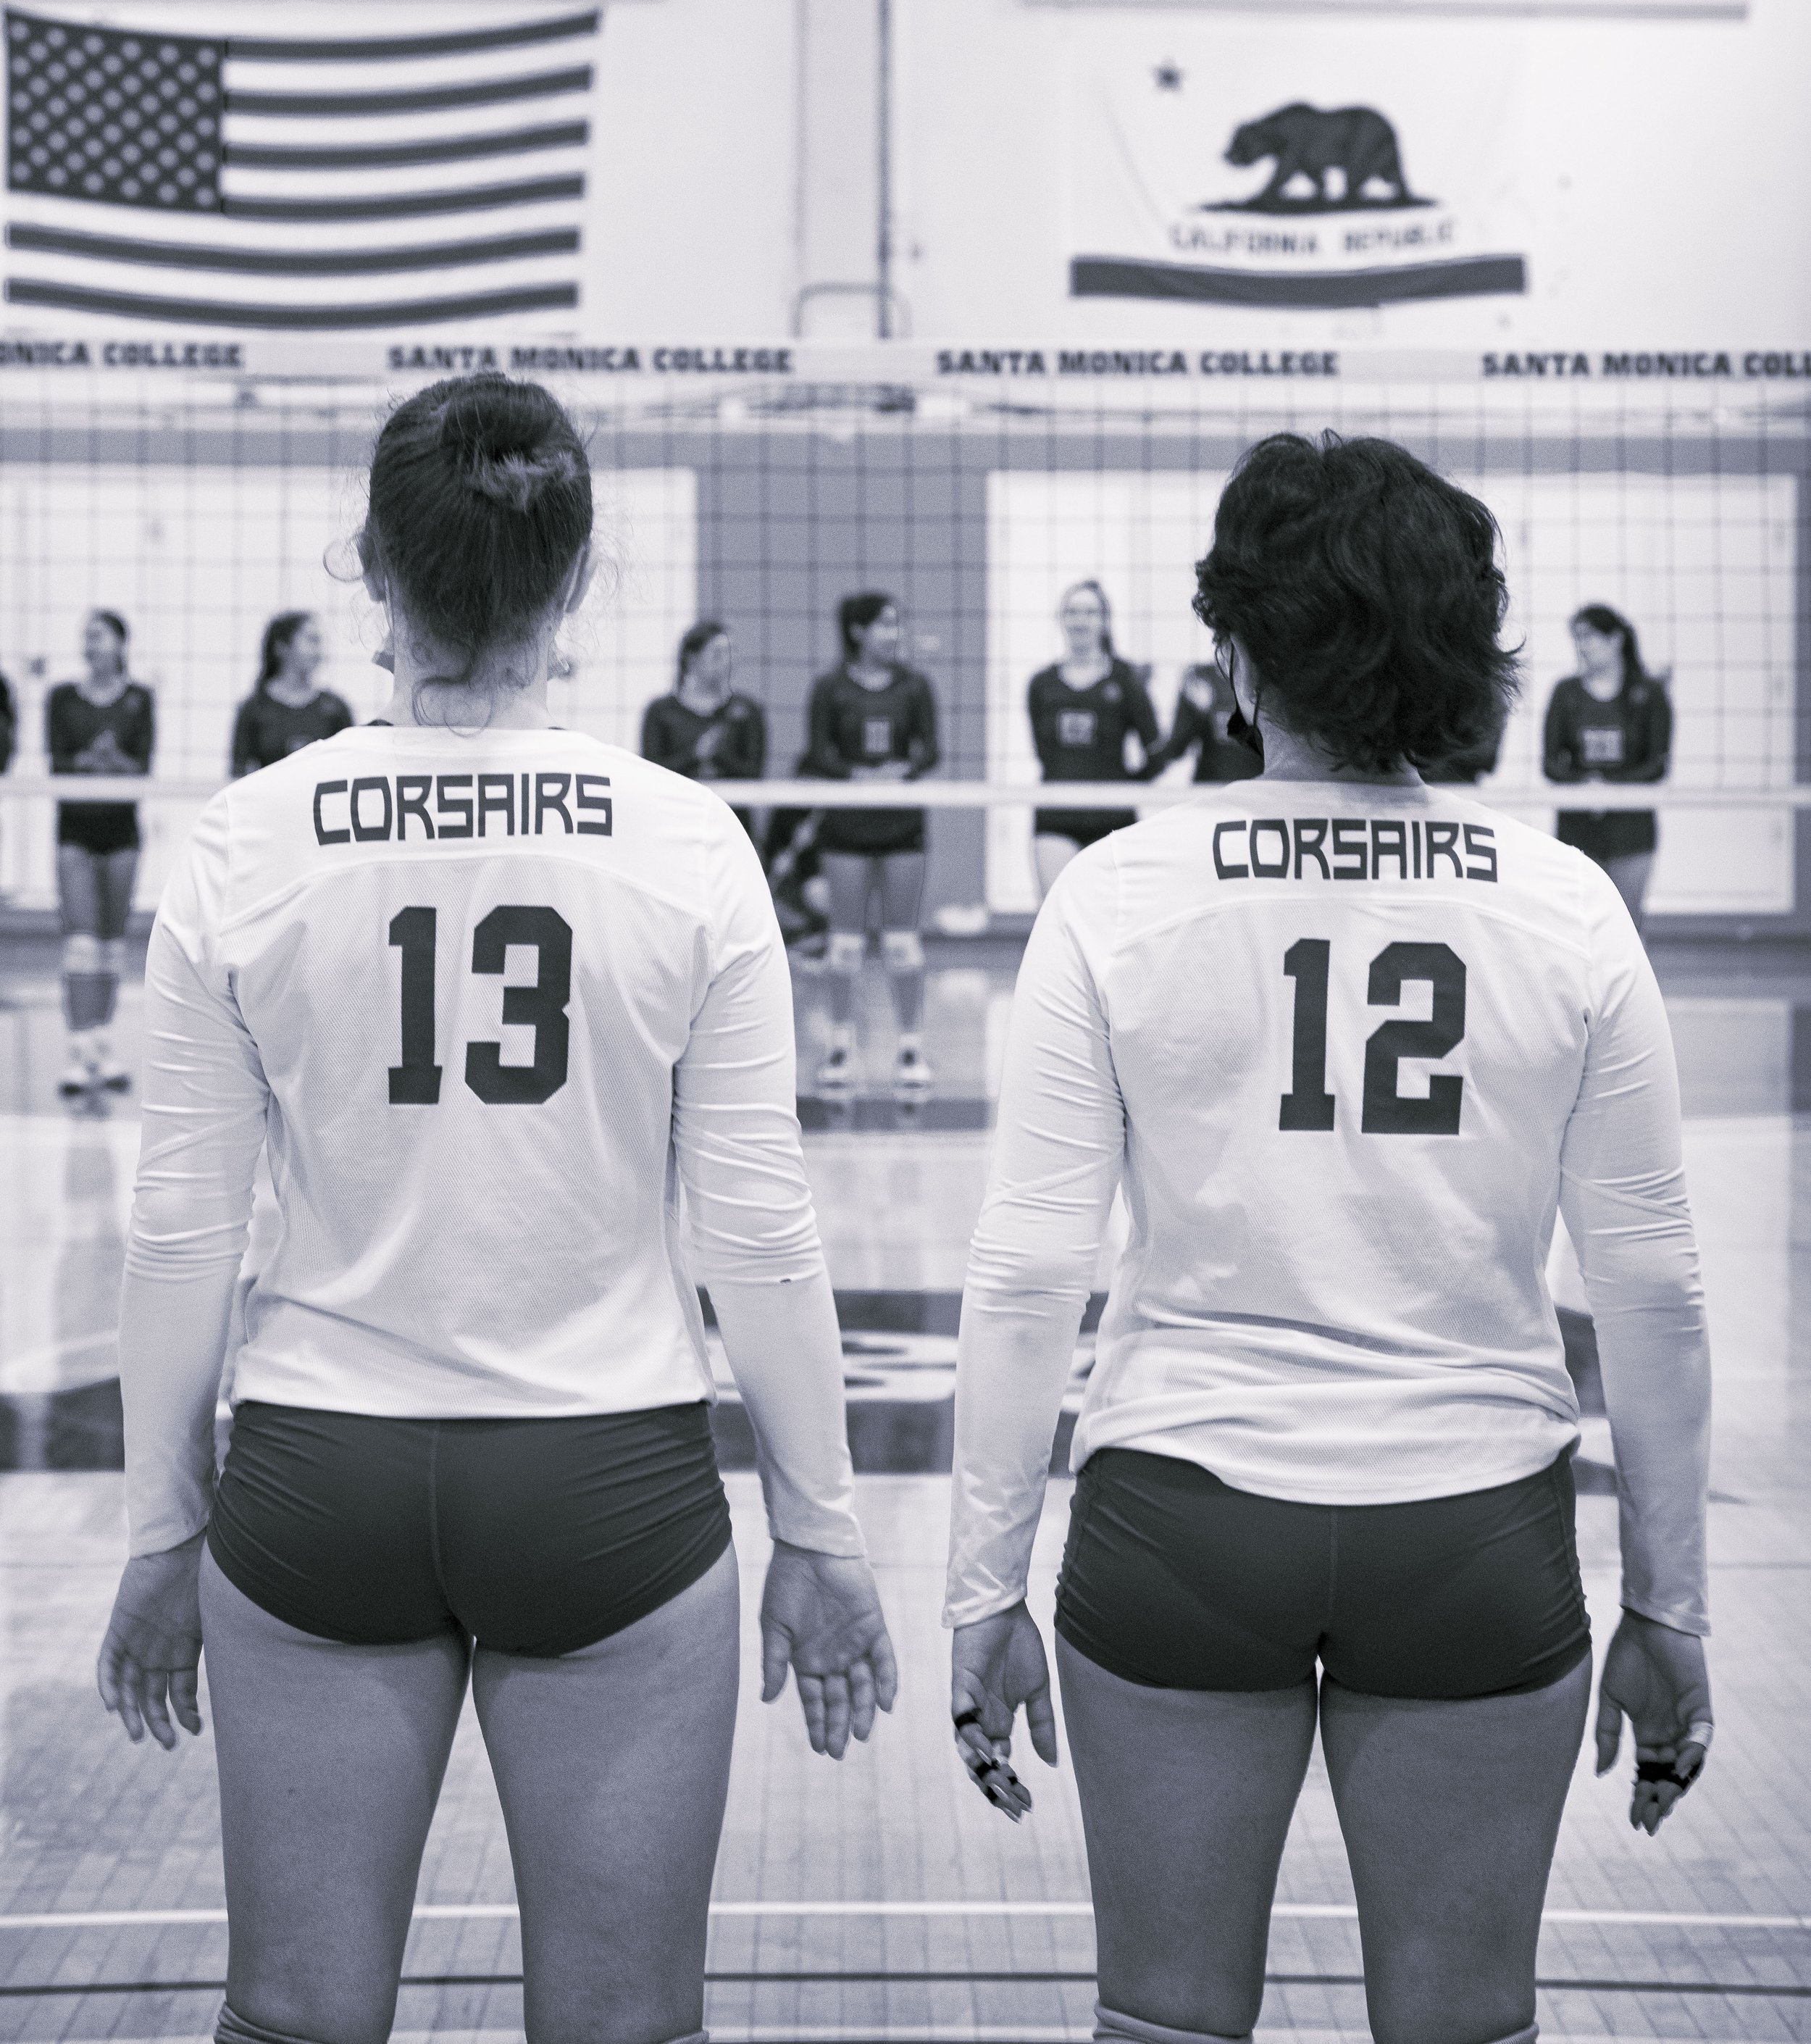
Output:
[1192,433,1520,775]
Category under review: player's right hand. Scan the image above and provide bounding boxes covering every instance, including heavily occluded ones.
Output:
[1594,1609,1712,1835]
[96,1531,206,1750]
[759,1542,898,1759]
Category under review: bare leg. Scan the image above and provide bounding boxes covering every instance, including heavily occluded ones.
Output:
[200,1548,471,2044]
[474,1543,740,2044]
[878,851,927,1035]
[1601,851,1654,935]
[821,854,874,1033]
[57,847,109,1033]
[1056,1635,1316,2035]
[1318,1655,1592,2044]
[1033,833,1080,902]
[93,846,138,1026]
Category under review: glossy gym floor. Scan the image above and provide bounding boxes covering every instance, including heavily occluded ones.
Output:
[0,928,1807,2043]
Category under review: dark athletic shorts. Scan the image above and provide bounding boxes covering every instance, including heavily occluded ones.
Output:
[1034,806,1137,848]
[1557,808,1657,863]
[816,810,927,857]
[1055,1447,1590,1700]
[57,802,140,855]
[208,1399,732,1658]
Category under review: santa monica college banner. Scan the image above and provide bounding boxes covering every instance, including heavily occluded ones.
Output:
[1066,19,1532,309]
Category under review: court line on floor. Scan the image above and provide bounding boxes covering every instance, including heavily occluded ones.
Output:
[0,1903,1805,1931]
[1,1974,1807,2001]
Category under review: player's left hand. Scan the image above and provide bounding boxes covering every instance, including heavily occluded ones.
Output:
[1594,1609,1712,1835]
[760,1540,898,1759]
[96,1531,206,1749]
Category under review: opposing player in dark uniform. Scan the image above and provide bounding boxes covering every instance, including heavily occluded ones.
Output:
[801,592,940,1096]
[949,435,1712,2044]
[1543,602,1671,933]
[641,620,766,837]
[0,664,15,774]
[96,374,895,2044]
[1028,583,1160,900]
[1147,653,1264,788]
[230,613,353,778]
[47,610,154,1093]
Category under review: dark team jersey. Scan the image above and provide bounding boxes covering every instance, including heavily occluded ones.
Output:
[47,679,154,829]
[1147,664,1261,785]
[802,664,940,854]
[1542,676,1671,788]
[0,671,15,774]
[640,691,767,782]
[231,687,354,776]
[1027,660,1160,783]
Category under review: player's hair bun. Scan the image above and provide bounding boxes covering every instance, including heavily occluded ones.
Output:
[360,372,593,683]
[436,377,583,514]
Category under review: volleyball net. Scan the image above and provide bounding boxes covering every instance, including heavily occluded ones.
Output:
[0,346,1802,926]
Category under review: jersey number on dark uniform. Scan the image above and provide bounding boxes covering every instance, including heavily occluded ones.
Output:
[1280,938,1467,1135]
[388,905,572,1106]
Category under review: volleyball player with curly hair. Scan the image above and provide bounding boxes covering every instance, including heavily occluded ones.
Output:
[949,433,1712,2044]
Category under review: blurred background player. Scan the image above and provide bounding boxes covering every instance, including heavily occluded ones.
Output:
[1027,581,1160,900]
[1147,649,1263,788]
[46,609,153,1093]
[802,591,940,1097]
[641,620,767,837]
[95,373,895,2044]
[230,612,353,778]
[948,435,1712,2044]
[0,663,14,775]
[1543,602,1672,933]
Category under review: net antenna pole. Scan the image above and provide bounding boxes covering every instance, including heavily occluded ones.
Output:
[876,0,892,340]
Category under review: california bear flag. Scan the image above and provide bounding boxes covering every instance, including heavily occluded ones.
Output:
[1065,18,1530,308]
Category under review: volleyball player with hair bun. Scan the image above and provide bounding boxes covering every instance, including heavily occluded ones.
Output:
[96,373,895,2044]
[48,608,154,1093]
[230,612,352,778]
[1027,580,1161,900]
[1544,602,1672,933]
[802,591,940,1097]
[949,432,1712,2044]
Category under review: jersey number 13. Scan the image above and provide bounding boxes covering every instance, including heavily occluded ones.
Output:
[388,905,572,1106]
[1279,938,1466,1135]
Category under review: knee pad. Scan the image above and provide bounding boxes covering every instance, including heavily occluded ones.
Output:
[827,930,866,977]
[98,937,125,975]
[881,927,925,975]
[216,2006,335,2044]
[61,933,102,977]
[1095,2007,1251,2044]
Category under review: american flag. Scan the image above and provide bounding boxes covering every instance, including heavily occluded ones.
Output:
[3,4,599,328]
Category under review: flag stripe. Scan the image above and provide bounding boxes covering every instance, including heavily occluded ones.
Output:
[223,122,588,172]
[220,175,585,223]
[227,11,600,66]
[225,66,592,120]
[4,275,580,326]
[7,220,578,276]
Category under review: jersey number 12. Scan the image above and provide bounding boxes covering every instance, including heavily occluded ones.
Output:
[388,905,572,1106]
[1280,938,1466,1135]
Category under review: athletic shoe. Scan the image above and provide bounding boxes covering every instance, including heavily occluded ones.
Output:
[892,1045,935,1098]
[96,1043,131,1092]
[58,1049,99,1096]
[815,1043,858,1096]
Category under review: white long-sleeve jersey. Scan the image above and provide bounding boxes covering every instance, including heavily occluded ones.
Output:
[947,781,1711,1635]
[121,723,861,1561]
